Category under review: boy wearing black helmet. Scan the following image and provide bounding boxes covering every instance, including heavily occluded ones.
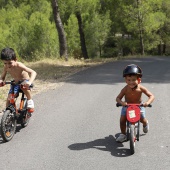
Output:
[0,47,37,110]
[116,64,154,142]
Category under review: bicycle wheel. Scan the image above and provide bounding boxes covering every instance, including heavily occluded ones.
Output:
[136,121,140,141]
[126,121,130,141]
[0,110,17,142]
[130,124,136,154]
[21,98,31,128]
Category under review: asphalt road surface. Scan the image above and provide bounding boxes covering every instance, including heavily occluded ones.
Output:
[0,57,170,170]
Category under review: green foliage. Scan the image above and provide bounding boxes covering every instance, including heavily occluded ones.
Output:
[0,0,170,60]
[0,0,59,61]
[65,14,81,58]
[84,11,111,57]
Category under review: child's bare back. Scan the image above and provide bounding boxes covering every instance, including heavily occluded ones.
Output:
[5,61,30,82]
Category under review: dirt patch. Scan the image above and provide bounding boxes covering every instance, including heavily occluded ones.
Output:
[0,58,116,111]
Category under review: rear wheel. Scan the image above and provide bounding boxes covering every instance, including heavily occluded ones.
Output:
[1,110,17,142]
[130,124,136,154]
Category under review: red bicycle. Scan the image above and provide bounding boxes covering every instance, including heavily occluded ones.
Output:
[116,103,151,154]
[0,81,33,142]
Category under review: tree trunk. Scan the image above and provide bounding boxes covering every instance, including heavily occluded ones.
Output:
[137,0,145,55]
[158,42,162,55]
[139,29,145,55]
[163,44,166,54]
[75,11,89,59]
[51,0,68,60]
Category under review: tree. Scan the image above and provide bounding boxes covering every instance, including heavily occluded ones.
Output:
[157,1,170,55]
[51,0,68,60]
[75,10,88,59]
[121,0,165,55]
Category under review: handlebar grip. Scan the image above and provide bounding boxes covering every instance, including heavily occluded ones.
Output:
[140,104,152,107]
[116,103,122,107]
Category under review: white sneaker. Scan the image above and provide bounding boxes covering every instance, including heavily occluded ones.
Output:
[143,121,149,133]
[27,99,34,109]
[116,134,127,143]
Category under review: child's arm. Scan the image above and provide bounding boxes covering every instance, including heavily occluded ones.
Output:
[141,86,155,107]
[0,67,7,86]
[18,62,37,85]
[116,87,127,106]
[0,67,7,81]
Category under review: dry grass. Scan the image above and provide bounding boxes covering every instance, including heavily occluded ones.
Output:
[0,57,117,110]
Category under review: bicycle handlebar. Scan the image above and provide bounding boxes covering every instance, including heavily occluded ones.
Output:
[2,81,33,88]
[116,103,152,107]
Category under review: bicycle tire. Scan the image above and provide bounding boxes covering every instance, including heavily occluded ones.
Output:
[136,121,140,141]
[130,124,135,154]
[126,121,130,141]
[21,98,30,128]
[0,110,17,142]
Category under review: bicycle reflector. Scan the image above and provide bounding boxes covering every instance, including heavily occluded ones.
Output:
[126,105,140,123]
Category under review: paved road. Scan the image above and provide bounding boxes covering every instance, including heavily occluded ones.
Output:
[0,57,170,170]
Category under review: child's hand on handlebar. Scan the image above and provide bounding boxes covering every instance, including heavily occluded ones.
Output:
[0,80,5,87]
[121,102,128,106]
[142,102,150,107]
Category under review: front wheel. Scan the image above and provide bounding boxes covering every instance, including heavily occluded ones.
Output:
[130,124,136,154]
[136,122,140,141]
[1,110,17,142]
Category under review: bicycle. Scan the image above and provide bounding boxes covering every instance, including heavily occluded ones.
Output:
[0,80,33,142]
[116,103,151,154]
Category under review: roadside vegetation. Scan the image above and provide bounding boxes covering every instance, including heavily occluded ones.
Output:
[0,57,118,109]
[0,0,170,60]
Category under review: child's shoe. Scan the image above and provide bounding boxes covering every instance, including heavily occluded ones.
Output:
[27,99,34,109]
[143,121,149,133]
[116,134,127,142]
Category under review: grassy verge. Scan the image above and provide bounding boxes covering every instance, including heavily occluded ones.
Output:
[0,57,117,109]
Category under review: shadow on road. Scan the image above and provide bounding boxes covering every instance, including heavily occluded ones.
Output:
[68,135,132,157]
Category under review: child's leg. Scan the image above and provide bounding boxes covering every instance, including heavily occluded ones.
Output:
[140,107,149,133]
[140,106,147,126]
[21,89,31,100]
[116,115,127,142]
[140,117,148,127]
[120,115,127,134]
[21,89,34,109]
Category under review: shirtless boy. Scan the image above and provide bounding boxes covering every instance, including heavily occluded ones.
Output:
[116,64,154,142]
[0,47,37,110]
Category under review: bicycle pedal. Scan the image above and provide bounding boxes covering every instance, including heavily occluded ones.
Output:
[27,108,34,113]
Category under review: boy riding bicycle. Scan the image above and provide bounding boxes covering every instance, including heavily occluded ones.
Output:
[116,64,155,142]
[0,47,37,111]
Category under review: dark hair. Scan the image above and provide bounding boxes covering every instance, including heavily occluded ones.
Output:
[1,47,16,60]
[123,64,142,77]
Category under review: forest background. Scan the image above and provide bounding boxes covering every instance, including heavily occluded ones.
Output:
[0,0,170,107]
[0,0,170,61]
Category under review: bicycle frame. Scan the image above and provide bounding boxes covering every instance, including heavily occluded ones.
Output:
[125,104,141,153]
[5,82,25,115]
[6,81,33,113]
[116,103,151,155]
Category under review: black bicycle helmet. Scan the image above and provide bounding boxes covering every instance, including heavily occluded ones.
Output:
[123,64,142,77]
